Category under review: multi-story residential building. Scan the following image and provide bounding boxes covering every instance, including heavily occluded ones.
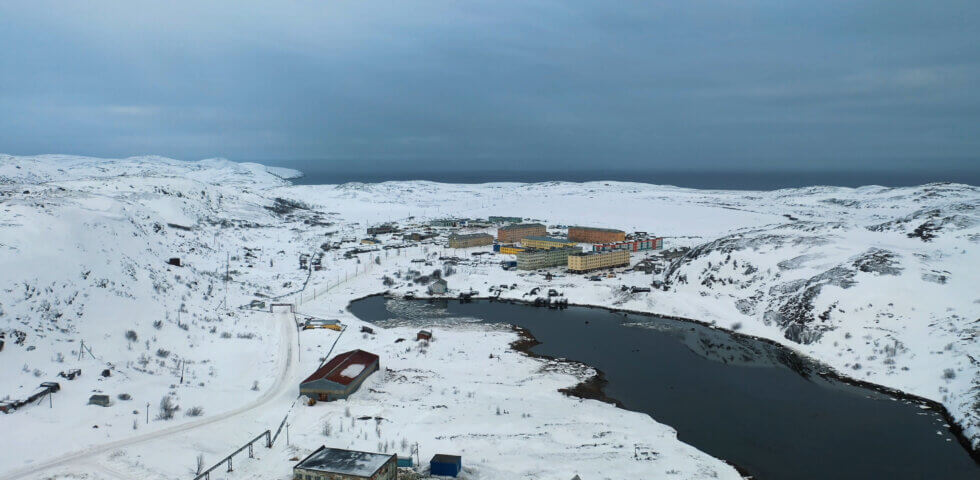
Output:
[593,236,663,252]
[497,223,546,243]
[568,250,630,272]
[447,233,494,248]
[516,246,581,270]
[498,245,525,255]
[567,226,626,243]
[521,235,578,250]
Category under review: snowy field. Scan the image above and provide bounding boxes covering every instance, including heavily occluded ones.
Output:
[0,154,977,479]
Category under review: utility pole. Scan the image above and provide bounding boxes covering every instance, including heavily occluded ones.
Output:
[224,252,230,309]
[286,422,290,446]
[146,402,150,424]
[78,340,84,361]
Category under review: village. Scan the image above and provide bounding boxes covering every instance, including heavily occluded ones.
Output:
[280,218,677,480]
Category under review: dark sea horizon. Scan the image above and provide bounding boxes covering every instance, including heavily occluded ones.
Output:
[264,161,980,190]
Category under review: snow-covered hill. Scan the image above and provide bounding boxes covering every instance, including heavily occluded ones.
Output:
[1,154,976,479]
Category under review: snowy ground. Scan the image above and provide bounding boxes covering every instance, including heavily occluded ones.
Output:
[0,154,977,479]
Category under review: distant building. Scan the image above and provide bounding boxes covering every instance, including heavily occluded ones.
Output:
[497,223,546,243]
[447,233,494,248]
[417,329,432,341]
[520,235,577,250]
[498,244,525,255]
[567,226,626,243]
[407,232,436,242]
[489,216,522,224]
[568,250,630,273]
[303,318,342,331]
[360,238,381,245]
[429,218,462,227]
[293,446,397,480]
[593,236,663,253]
[88,394,110,407]
[516,246,581,270]
[427,278,448,295]
[397,456,414,468]
[367,224,396,235]
[430,454,462,477]
[300,349,379,402]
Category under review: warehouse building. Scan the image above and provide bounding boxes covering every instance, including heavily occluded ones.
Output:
[516,246,581,270]
[593,236,663,252]
[568,226,626,243]
[293,446,397,480]
[430,454,462,477]
[568,250,630,272]
[489,216,522,224]
[520,235,577,250]
[497,223,546,243]
[300,350,379,402]
[447,233,494,248]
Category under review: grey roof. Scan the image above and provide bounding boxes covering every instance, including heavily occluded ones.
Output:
[449,233,493,239]
[569,226,625,233]
[499,223,545,230]
[522,235,571,242]
[296,446,394,477]
[431,454,461,464]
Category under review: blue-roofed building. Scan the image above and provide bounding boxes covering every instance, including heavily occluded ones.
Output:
[430,454,462,477]
[293,446,396,480]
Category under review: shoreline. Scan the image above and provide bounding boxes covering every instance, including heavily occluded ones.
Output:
[351,292,980,464]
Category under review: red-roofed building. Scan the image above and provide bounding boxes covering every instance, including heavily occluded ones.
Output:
[300,349,380,402]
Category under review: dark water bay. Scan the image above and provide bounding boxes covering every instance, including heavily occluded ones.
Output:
[348,296,979,480]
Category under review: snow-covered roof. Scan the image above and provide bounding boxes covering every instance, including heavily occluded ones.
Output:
[301,349,379,386]
[296,446,394,477]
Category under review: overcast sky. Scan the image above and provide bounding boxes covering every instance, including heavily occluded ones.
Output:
[1,1,978,172]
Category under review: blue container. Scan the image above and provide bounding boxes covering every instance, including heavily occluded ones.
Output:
[493,244,501,252]
[397,456,413,468]
[430,454,461,477]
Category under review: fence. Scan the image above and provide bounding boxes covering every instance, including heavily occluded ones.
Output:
[192,430,272,480]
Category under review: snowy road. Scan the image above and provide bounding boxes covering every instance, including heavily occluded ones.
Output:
[0,310,299,480]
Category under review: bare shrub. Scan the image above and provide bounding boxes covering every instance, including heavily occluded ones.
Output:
[186,406,204,417]
[157,395,179,420]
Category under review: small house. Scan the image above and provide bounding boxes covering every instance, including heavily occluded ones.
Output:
[360,326,375,334]
[88,394,111,407]
[417,330,432,341]
[397,456,413,468]
[430,454,462,477]
[167,257,181,267]
[294,446,396,480]
[427,278,448,295]
[300,349,379,402]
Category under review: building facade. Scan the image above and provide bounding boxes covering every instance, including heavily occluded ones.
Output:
[497,223,546,243]
[593,237,663,252]
[366,224,396,235]
[294,446,397,480]
[300,350,379,402]
[516,246,581,270]
[567,226,626,243]
[568,250,630,272]
[520,236,577,250]
[447,233,494,248]
[498,245,525,255]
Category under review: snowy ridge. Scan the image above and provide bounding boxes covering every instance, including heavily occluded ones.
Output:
[0,153,977,479]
